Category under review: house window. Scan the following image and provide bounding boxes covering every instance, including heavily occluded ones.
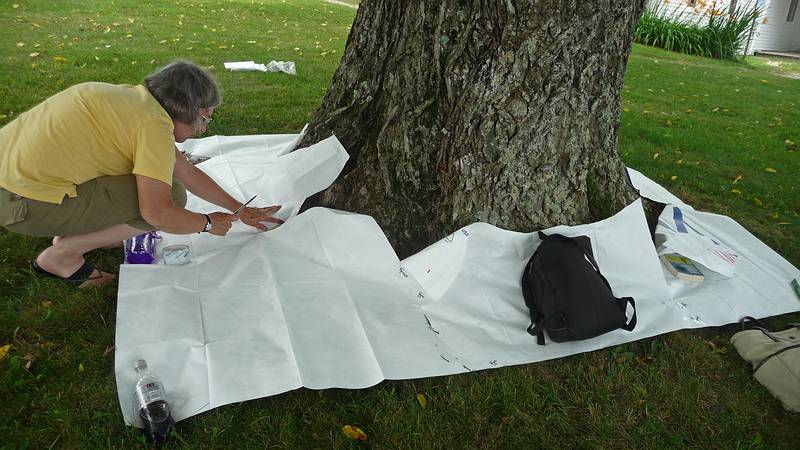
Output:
[788,0,799,22]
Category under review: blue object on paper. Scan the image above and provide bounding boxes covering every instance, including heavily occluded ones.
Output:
[124,232,160,264]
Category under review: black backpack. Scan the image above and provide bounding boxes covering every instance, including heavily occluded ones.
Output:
[521,232,637,345]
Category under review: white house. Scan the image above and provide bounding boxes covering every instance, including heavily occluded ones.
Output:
[654,0,800,55]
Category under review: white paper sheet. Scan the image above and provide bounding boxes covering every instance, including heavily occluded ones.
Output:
[115,134,800,425]
[223,60,297,75]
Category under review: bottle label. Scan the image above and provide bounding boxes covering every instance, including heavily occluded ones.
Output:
[136,382,164,406]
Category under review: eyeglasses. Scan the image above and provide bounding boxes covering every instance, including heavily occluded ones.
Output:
[192,114,212,135]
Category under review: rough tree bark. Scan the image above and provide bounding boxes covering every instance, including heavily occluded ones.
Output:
[300,0,645,257]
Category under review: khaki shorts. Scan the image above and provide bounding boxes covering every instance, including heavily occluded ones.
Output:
[0,175,187,237]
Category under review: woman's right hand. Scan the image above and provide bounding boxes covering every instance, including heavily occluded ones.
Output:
[206,211,238,236]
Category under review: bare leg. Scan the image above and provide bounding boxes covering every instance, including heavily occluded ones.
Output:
[36,224,147,285]
[54,234,123,249]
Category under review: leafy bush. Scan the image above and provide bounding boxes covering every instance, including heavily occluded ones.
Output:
[634,0,763,60]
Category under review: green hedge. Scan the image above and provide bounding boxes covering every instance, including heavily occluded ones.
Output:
[634,1,762,61]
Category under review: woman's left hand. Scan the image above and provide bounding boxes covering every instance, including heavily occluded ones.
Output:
[238,205,284,231]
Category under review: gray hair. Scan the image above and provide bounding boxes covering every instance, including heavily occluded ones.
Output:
[144,60,221,124]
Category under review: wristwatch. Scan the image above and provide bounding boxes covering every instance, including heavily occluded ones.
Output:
[201,213,212,233]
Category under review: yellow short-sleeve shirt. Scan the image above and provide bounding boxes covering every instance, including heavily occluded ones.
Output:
[0,82,176,204]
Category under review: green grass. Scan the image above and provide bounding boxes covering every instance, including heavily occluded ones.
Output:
[1,1,799,448]
[619,45,800,266]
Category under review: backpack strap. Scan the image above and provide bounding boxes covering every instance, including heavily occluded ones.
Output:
[753,343,800,374]
[521,258,540,322]
[740,316,767,331]
[740,316,800,342]
[527,312,568,346]
[526,323,546,346]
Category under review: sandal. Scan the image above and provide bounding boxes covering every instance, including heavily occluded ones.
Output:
[31,258,115,288]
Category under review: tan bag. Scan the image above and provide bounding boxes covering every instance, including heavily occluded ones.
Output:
[731,317,800,412]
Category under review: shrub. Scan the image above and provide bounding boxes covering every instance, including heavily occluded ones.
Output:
[634,0,763,60]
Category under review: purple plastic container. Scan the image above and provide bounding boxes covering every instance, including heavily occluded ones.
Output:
[124,232,160,264]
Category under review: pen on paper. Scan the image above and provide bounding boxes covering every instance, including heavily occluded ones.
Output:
[233,195,257,216]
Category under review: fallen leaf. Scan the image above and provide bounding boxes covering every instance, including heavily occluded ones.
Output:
[733,175,742,184]
[78,363,85,372]
[653,153,660,159]
[731,189,742,194]
[760,79,769,83]
[786,139,797,151]
[16,42,24,47]
[0,344,10,360]
[13,4,20,8]
[0,114,7,120]
[103,345,114,357]
[342,425,367,442]
[670,175,678,181]
[29,52,40,57]
[417,393,427,408]
[53,56,67,62]
[765,168,777,173]
[753,197,764,207]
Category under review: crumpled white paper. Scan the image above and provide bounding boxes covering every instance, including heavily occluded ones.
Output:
[655,205,739,277]
[223,60,296,75]
[114,135,800,425]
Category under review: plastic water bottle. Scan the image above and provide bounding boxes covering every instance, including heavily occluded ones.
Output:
[132,359,175,445]
[124,232,160,264]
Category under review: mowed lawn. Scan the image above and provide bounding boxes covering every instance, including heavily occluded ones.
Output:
[1,0,799,448]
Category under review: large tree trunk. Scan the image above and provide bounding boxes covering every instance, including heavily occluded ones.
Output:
[300,0,645,257]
